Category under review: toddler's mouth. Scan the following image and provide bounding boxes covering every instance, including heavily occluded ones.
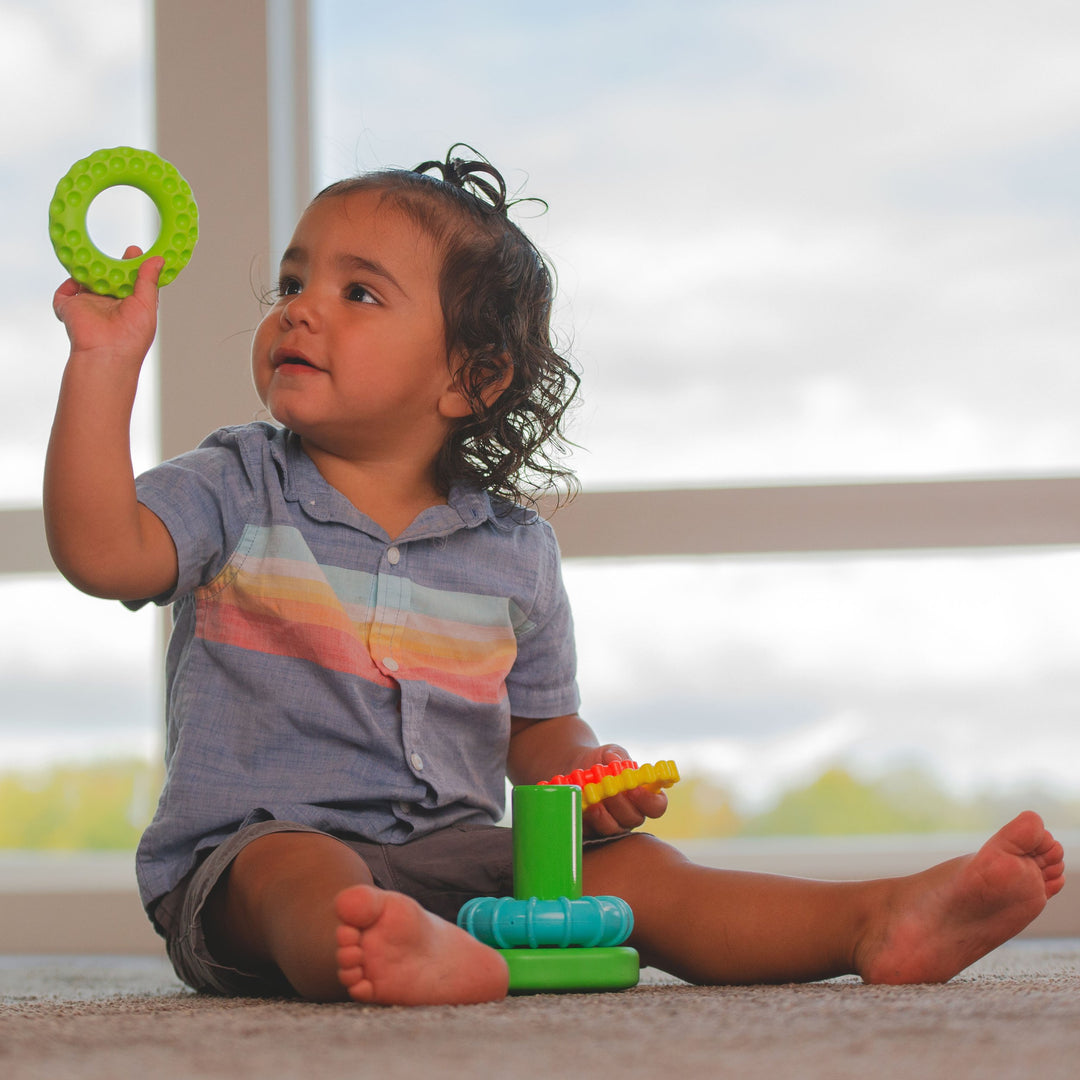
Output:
[274,351,321,371]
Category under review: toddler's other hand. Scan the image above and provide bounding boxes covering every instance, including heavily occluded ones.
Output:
[53,246,164,364]
[578,744,668,839]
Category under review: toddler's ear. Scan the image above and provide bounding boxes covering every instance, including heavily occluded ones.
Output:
[478,352,514,407]
[440,352,513,419]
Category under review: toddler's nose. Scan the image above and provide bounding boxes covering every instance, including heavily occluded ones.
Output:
[281,291,319,330]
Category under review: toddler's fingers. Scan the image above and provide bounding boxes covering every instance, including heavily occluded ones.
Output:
[612,791,657,830]
[585,785,667,835]
[585,795,641,835]
[583,803,628,837]
[53,277,82,318]
[631,786,668,820]
[122,245,144,260]
[132,256,165,302]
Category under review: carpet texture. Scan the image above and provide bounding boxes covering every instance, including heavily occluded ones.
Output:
[2,943,1078,1079]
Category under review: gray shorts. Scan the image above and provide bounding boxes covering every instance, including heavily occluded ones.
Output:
[152,819,516,997]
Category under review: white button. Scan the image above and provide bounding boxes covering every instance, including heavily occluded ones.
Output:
[383,657,399,672]
[387,546,400,565]
[410,752,424,771]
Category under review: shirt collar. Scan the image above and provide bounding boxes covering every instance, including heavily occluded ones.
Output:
[273,427,501,540]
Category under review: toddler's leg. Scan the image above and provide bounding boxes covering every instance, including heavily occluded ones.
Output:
[583,811,1064,985]
[203,832,508,1003]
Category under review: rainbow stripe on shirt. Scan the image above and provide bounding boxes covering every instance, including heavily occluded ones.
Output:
[194,524,525,704]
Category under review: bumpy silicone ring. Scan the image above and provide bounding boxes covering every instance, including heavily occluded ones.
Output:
[48,146,199,298]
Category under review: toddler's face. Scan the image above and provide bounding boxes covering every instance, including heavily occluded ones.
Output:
[252,189,469,459]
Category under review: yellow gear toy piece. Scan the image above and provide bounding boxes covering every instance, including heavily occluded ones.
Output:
[580,760,680,809]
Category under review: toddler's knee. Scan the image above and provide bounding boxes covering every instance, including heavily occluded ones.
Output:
[583,830,687,891]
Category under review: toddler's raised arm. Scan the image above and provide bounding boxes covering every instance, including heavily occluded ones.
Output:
[44,251,178,601]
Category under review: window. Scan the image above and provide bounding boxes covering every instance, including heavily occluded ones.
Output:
[312,0,1080,487]
[0,0,157,848]
[5,1,1079,851]
[311,0,1080,833]
[564,551,1080,832]
[1,0,156,508]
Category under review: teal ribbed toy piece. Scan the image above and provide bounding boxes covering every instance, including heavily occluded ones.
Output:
[48,146,199,298]
[511,783,582,901]
[457,894,633,949]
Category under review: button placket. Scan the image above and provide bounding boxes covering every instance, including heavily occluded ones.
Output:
[399,681,431,791]
[371,572,409,676]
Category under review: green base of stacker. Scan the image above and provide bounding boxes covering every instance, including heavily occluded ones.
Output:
[502,946,640,994]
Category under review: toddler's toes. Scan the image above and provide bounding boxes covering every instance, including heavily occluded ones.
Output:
[336,923,362,948]
[337,943,364,970]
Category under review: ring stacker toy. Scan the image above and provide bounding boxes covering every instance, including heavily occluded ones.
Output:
[459,784,640,993]
[540,758,681,809]
[49,146,199,298]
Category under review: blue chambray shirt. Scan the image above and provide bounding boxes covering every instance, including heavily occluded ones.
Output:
[128,423,580,912]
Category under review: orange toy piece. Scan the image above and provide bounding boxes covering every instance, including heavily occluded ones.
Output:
[540,759,638,790]
[540,759,680,809]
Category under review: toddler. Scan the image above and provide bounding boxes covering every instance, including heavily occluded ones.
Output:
[46,148,1065,1004]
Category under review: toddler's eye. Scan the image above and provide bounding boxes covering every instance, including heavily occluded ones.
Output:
[276,277,302,298]
[347,284,377,304]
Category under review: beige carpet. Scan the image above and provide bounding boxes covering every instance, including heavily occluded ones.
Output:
[2,943,1079,1079]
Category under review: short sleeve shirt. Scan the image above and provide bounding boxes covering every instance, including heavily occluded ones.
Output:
[129,423,579,909]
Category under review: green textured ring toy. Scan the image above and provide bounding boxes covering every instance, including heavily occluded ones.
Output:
[48,146,199,298]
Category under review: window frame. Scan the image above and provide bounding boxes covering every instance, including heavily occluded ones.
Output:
[1,0,1077,952]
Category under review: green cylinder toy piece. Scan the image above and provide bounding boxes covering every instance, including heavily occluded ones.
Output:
[512,784,582,901]
[48,146,199,298]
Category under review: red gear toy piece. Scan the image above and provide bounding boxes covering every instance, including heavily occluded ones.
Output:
[539,759,680,809]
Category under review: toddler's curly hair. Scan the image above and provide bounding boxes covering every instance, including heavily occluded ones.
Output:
[314,146,580,507]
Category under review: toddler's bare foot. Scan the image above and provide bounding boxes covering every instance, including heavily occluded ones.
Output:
[334,885,509,1005]
[857,810,1065,984]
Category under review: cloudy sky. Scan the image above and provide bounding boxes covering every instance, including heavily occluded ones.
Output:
[1,0,154,507]
[314,0,1080,806]
[3,0,1080,813]
[314,0,1080,487]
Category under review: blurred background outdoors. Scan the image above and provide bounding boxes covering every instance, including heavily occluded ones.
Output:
[3,0,1080,849]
